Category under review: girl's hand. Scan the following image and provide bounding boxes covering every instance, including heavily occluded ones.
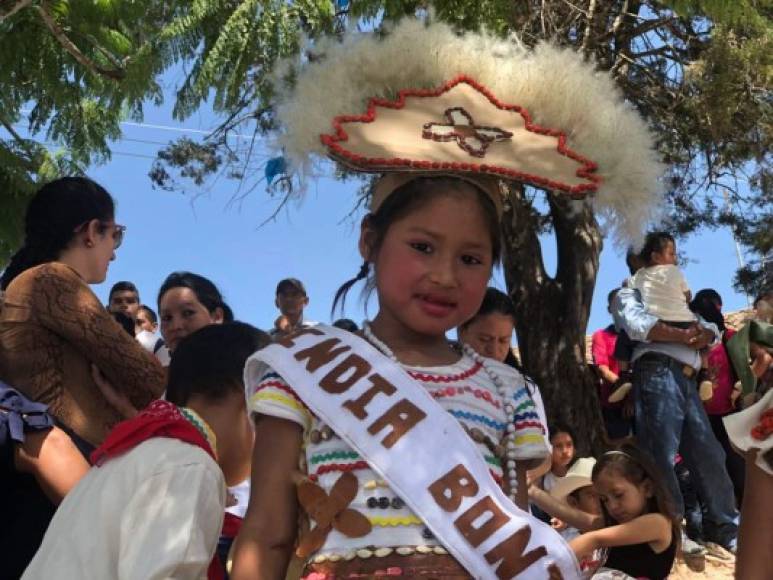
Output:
[91,364,139,419]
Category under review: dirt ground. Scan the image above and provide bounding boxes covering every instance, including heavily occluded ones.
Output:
[670,552,735,579]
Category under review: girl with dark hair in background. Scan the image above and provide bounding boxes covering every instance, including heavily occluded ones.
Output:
[157,271,234,354]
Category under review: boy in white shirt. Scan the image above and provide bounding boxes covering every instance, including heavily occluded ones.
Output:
[23,322,268,580]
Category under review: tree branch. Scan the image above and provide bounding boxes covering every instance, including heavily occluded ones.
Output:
[84,33,129,70]
[0,0,32,23]
[581,0,597,55]
[36,2,125,81]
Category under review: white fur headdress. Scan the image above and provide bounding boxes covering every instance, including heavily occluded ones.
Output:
[272,18,664,242]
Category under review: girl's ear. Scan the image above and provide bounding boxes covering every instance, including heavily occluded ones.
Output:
[212,307,225,324]
[641,478,654,498]
[358,216,376,262]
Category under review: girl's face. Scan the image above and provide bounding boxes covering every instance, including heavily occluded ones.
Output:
[550,432,575,469]
[363,190,494,338]
[651,240,677,266]
[159,287,224,352]
[459,312,514,362]
[594,467,652,523]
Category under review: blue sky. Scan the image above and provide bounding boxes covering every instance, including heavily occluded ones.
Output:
[11,70,753,341]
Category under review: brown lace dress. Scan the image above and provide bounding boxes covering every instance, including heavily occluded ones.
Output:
[0,262,166,448]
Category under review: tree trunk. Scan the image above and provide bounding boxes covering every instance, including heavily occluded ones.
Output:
[501,185,607,456]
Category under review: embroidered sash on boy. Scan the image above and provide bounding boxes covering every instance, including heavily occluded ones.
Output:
[245,325,580,580]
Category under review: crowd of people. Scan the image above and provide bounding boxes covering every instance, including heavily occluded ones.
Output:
[2,17,772,580]
[1,175,771,580]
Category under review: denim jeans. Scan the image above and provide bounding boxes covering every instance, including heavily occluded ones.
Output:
[633,355,738,546]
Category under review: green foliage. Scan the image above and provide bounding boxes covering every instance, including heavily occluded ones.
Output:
[0,0,197,262]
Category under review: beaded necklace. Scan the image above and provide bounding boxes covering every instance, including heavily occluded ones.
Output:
[180,407,218,459]
[361,321,520,502]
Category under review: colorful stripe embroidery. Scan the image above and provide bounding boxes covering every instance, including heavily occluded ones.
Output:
[250,391,311,418]
[369,515,424,527]
[407,361,482,383]
[430,385,502,409]
[312,460,370,479]
[513,411,539,422]
[310,451,361,465]
[513,434,546,446]
[448,409,506,430]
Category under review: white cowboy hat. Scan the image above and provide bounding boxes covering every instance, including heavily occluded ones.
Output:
[549,457,597,502]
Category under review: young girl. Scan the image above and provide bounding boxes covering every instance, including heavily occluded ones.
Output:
[230,16,660,579]
[541,425,577,494]
[570,446,680,580]
[234,176,559,578]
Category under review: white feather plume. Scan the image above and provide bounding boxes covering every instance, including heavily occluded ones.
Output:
[271,18,665,244]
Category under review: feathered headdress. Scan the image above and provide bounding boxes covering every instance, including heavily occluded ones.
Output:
[272,18,664,241]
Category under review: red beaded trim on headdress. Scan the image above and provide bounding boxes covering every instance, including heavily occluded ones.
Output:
[320,75,601,199]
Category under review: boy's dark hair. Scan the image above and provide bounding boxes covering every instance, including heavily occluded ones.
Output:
[158,271,234,322]
[138,304,158,324]
[276,278,306,296]
[639,231,675,266]
[111,311,135,336]
[109,281,139,302]
[332,318,359,332]
[1,177,114,290]
[165,322,270,405]
[331,177,501,315]
[459,287,515,331]
[593,444,681,549]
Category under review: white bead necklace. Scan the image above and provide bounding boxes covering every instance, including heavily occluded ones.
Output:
[361,321,521,503]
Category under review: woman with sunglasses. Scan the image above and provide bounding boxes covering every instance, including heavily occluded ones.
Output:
[0,177,166,457]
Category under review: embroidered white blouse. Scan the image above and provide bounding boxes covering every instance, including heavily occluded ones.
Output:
[246,352,549,560]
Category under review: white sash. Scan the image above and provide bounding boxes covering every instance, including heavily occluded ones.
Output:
[246,324,579,580]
